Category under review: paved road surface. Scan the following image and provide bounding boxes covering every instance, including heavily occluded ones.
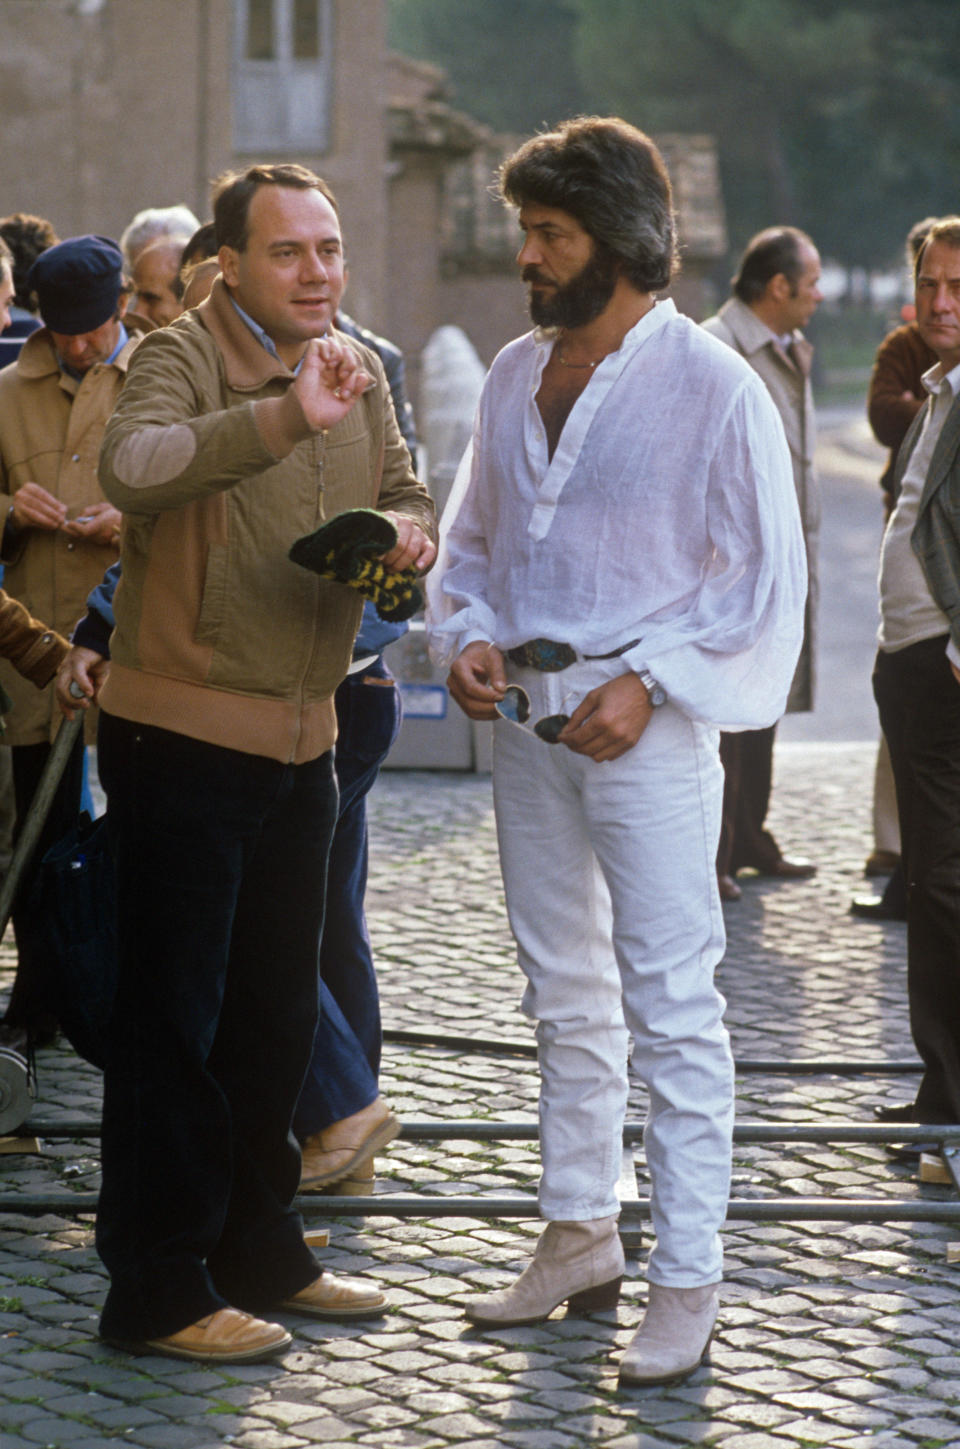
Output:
[2,411,957,1449]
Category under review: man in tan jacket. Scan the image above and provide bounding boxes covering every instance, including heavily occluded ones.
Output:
[702,226,822,900]
[82,164,436,1365]
[0,235,148,1038]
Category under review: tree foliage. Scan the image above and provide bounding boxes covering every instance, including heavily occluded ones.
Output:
[388,0,584,134]
[570,0,960,267]
[388,0,960,270]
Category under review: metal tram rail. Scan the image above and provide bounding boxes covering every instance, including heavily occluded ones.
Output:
[2,1031,959,1222]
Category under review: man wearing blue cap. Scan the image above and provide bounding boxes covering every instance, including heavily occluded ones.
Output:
[0,235,149,1045]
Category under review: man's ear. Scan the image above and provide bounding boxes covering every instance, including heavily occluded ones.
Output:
[767,272,791,304]
[219,244,240,289]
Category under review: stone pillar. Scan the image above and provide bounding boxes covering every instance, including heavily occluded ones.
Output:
[420,325,486,519]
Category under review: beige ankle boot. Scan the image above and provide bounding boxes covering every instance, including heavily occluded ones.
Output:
[464,1216,624,1327]
[618,1283,718,1386]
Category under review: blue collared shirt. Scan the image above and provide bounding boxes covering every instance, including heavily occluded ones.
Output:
[229,296,306,376]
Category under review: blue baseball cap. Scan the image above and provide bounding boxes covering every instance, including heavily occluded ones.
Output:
[29,234,124,334]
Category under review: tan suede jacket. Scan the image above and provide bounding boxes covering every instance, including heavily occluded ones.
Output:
[0,323,146,743]
[98,280,436,763]
[0,590,69,690]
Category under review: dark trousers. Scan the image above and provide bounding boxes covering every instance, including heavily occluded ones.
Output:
[717,724,780,876]
[3,732,86,1034]
[95,712,338,1341]
[874,637,960,1123]
[294,657,402,1137]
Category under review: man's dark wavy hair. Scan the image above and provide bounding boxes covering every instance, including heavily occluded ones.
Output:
[0,212,59,311]
[499,116,678,293]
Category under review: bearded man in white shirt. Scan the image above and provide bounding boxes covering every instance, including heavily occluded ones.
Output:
[427,117,807,1386]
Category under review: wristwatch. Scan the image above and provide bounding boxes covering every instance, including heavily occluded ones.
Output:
[638,669,667,707]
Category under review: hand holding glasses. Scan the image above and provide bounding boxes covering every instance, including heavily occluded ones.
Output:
[494,683,571,744]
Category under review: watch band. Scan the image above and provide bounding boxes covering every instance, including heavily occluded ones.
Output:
[638,669,667,707]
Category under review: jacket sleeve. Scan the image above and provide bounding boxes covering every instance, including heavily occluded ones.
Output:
[868,329,928,451]
[71,560,120,657]
[99,326,308,514]
[0,589,69,687]
[624,376,808,730]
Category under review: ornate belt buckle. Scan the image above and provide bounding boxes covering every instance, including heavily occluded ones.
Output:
[524,638,577,672]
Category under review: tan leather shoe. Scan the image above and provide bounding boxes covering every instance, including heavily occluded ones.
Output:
[278,1271,387,1320]
[464,1216,623,1327]
[618,1283,718,1387]
[111,1307,291,1363]
[299,1099,399,1190]
[318,1156,376,1196]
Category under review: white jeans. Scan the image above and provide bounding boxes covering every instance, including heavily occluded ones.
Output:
[492,658,733,1285]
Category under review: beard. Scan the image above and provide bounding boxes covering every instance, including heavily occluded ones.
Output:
[524,243,621,329]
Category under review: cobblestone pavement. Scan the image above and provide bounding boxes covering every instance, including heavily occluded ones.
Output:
[2,747,958,1449]
[2,418,960,1448]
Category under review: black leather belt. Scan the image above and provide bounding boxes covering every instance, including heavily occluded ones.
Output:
[505,636,641,672]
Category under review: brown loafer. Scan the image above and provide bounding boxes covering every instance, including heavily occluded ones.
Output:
[317,1156,376,1196]
[278,1271,387,1320]
[299,1098,399,1189]
[108,1307,291,1363]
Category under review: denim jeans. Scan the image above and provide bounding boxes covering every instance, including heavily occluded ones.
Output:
[96,712,338,1341]
[294,656,402,1137]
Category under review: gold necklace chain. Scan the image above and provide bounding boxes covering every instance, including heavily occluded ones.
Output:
[556,332,602,369]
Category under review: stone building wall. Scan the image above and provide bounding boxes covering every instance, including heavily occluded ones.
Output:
[1,2,727,404]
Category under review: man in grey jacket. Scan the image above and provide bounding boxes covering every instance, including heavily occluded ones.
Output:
[871,215,960,1147]
[702,226,822,899]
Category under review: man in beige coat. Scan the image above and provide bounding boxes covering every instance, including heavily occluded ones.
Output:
[0,235,149,1038]
[702,226,822,899]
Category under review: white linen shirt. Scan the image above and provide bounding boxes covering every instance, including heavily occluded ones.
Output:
[427,299,807,730]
